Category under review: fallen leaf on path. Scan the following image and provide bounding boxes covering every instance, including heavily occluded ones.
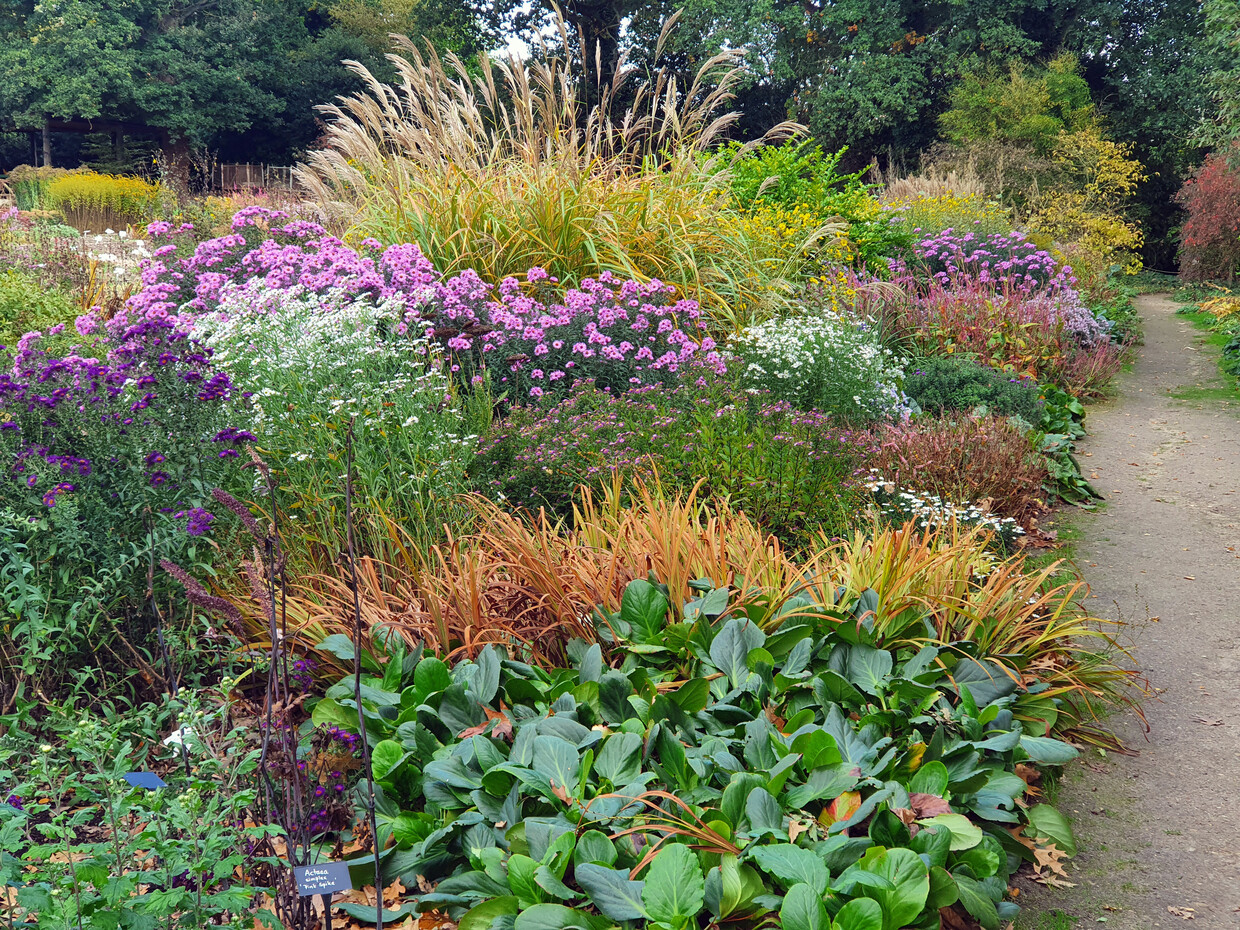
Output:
[1167,905,1196,919]
[1184,575,1196,580]
[1192,716,1223,726]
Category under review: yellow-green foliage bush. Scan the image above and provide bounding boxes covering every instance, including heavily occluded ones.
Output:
[0,270,78,346]
[7,165,78,211]
[885,191,1012,238]
[1027,126,1146,288]
[47,171,168,231]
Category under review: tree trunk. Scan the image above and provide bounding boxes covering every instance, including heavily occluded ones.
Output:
[42,117,52,168]
[159,133,192,202]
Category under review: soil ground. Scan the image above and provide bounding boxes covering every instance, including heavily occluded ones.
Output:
[1017,295,1240,929]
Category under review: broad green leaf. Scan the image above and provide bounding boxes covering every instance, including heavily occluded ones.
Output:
[855,847,929,930]
[847,646,893,695]
[316,633,356,661]
[670,678,710,713]
[514,904,613,930]
[532,736,579,797]
[745,787,786,838]
[472,646,502,704]
[814,671,865,708]
[779,882,828,930]
[908,761,949,797]
[574,864,646,920]
[1024,804,1077,855]
[641,844,705,925]
[748,843,830,894]
[917,813,981,851]
[709,617,766,690]
[1019,735,1079,765]
[535,865,577,900]
[598,672,634,724]
[310,697,357,730]
[704,854,763,919]
[831,898,883,930]
[579,644,603,684]
[333,902,420,923]
[953,875,999,930]
[507,854,543,909]
[594,732,642,785]
[573,831,618,868]
[926,866,958,910]
[460,897,519,930]
[371,740,409,782]
[909,824,951,869]
[414,656,452,699]
[621,580,670,645]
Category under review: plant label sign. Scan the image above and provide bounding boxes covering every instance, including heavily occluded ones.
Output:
[123,772,167,790]
[293,862,352,896]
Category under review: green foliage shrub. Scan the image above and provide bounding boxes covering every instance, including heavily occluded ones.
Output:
[0,270,79,347]
[7,165,76,211]
[721,140,912,268]
[903,356,1042,421]
[473,377,869,544]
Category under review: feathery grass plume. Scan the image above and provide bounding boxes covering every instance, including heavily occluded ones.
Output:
[296,12,813,325]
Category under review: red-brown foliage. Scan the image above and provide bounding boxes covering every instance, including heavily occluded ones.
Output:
[1176,151,1240,282]
[867,414,1049,528]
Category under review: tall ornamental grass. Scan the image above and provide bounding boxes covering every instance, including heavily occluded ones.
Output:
[296,16,823,327]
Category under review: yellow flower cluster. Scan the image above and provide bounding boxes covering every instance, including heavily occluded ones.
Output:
[726,201,829,255]
[807,265,860,316]
[46,171,167,229]
[884,192,1012,238]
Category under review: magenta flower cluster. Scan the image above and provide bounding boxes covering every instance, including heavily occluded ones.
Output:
[123,211,722,401]
[891,230,1111,347]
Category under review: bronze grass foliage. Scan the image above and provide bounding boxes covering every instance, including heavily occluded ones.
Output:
[225,478,1137,745]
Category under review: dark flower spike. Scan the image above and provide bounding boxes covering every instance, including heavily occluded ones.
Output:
[160,559,243,629]
[211,487,265,539]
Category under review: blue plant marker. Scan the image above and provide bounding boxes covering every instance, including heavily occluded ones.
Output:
[293,862,353,896]
[123,772,167,790]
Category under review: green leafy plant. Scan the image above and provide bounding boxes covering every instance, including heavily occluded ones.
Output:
[309,564,1111,930]
[903,356,1041,422]
[0,688,279,929]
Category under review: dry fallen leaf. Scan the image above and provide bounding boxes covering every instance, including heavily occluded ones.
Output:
[459,704,514,741]
[1192,716,1223,726]
[909,793,952,818]
[1168,905,1196,919]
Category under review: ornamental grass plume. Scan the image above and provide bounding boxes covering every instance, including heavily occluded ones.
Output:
[295,13,809,320]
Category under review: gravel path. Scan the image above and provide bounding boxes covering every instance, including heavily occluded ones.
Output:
[1018,294,1240,928]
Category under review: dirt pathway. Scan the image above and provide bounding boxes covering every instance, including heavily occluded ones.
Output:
[1018,295,1240,928]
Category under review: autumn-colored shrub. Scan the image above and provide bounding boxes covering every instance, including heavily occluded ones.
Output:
[1175,151,1240,282]
[877,275,1123,396]
[866,414,1049,528]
